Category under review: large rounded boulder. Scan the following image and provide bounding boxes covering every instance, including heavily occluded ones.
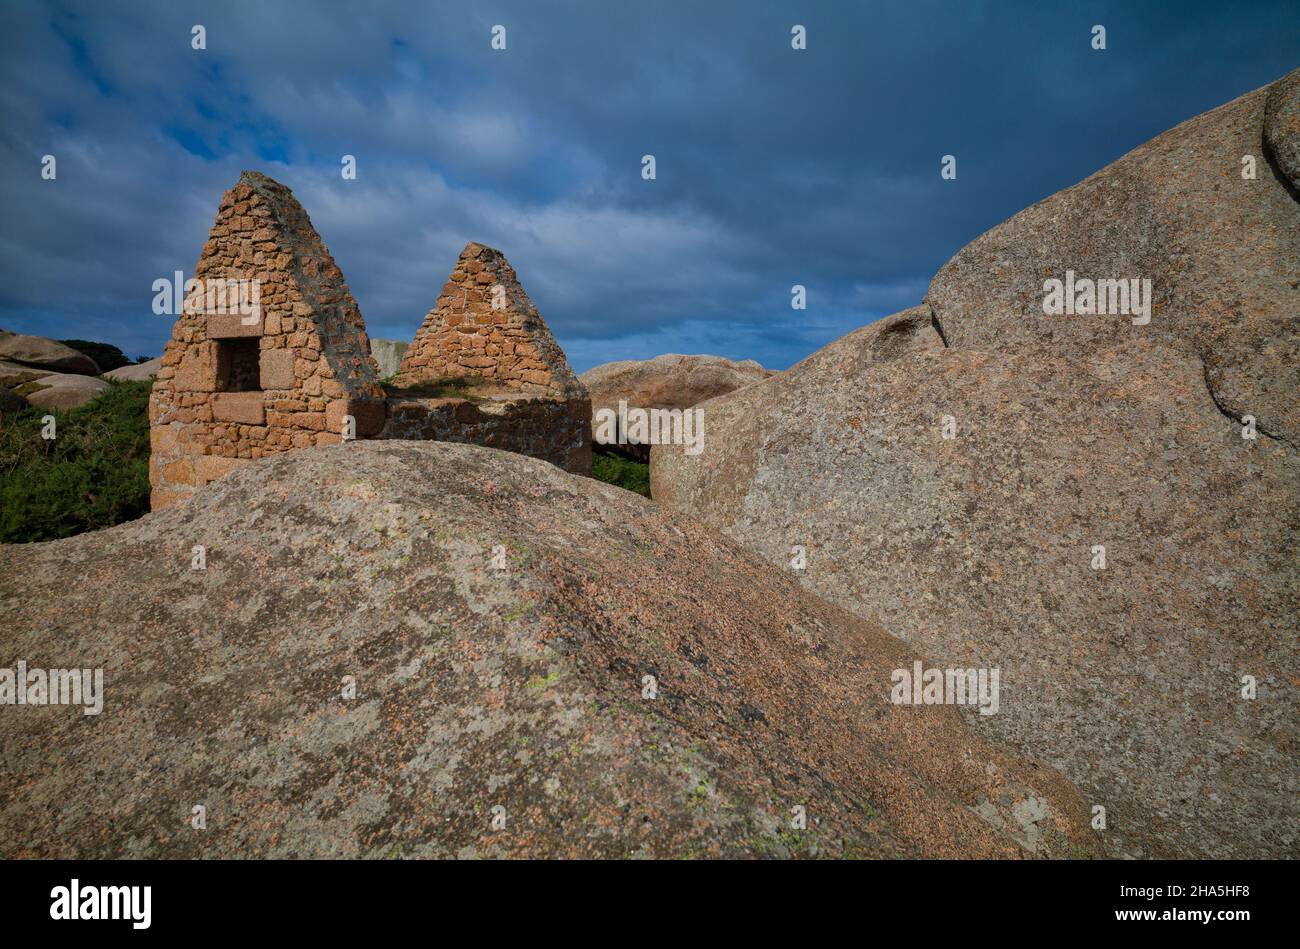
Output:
[652,71,1300,859]
[0,441,1100,859]
[0,330,101,376]
[581,354,773,460]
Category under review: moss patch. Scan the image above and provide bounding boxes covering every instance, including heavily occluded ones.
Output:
[12,380,52,397]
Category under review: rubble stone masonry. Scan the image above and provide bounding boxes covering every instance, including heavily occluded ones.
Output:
[149,171,385,509]
[378,393,590,473]
[391,241,591,473]
[150,174,589,510]
[395,242,587,401]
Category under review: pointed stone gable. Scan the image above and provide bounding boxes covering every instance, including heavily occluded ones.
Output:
[149,170,384,510]
[394,242,584,398]
[150,183,593,505]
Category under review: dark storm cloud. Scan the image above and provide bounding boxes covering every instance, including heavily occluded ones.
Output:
[0,0,1296,369]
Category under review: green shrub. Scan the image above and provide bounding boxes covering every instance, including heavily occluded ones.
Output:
[0,379,152,543]
[58,338,131,372]
[591,447,651,498]
[382,376,483,400]
[0,379,653,542]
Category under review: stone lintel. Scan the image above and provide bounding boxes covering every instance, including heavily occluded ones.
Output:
[207,314,265,339]
[211,391,266,424]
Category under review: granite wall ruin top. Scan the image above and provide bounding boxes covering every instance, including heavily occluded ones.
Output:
[153,169,383,408]
[148,171,387,508]
[149,173,590,508]
[394,242,586,400]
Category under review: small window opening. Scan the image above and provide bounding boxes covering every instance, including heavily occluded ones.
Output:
[217,338,262,392]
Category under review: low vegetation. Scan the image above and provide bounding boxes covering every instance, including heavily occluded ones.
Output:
[0,380,152,543]
[592,447,651,498]
[58,339,135,372]
[382,375,484,400]
[0,374,652,542]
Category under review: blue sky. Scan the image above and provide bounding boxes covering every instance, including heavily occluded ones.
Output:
[1,1,1296,372]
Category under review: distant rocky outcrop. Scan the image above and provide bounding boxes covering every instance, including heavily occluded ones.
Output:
[580,354,774,460]
[0,330,108,409]
[0,359,44,390]
[0,330,100,376]
[370,339,409,379]
[653,71,1300,859]
[0,441,1101,859]
[17,372,110,410]
[104,357,161,381]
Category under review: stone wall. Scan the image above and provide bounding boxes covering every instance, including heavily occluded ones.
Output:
[389,241,591,473]
[395,242,587,400]
[149,171,384,510]
[150,177,592,508]
[379,394,591,474]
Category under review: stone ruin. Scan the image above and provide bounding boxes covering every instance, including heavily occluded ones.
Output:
[395,242,584,398]
[385,242,591,472]
[149,171,590,511]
